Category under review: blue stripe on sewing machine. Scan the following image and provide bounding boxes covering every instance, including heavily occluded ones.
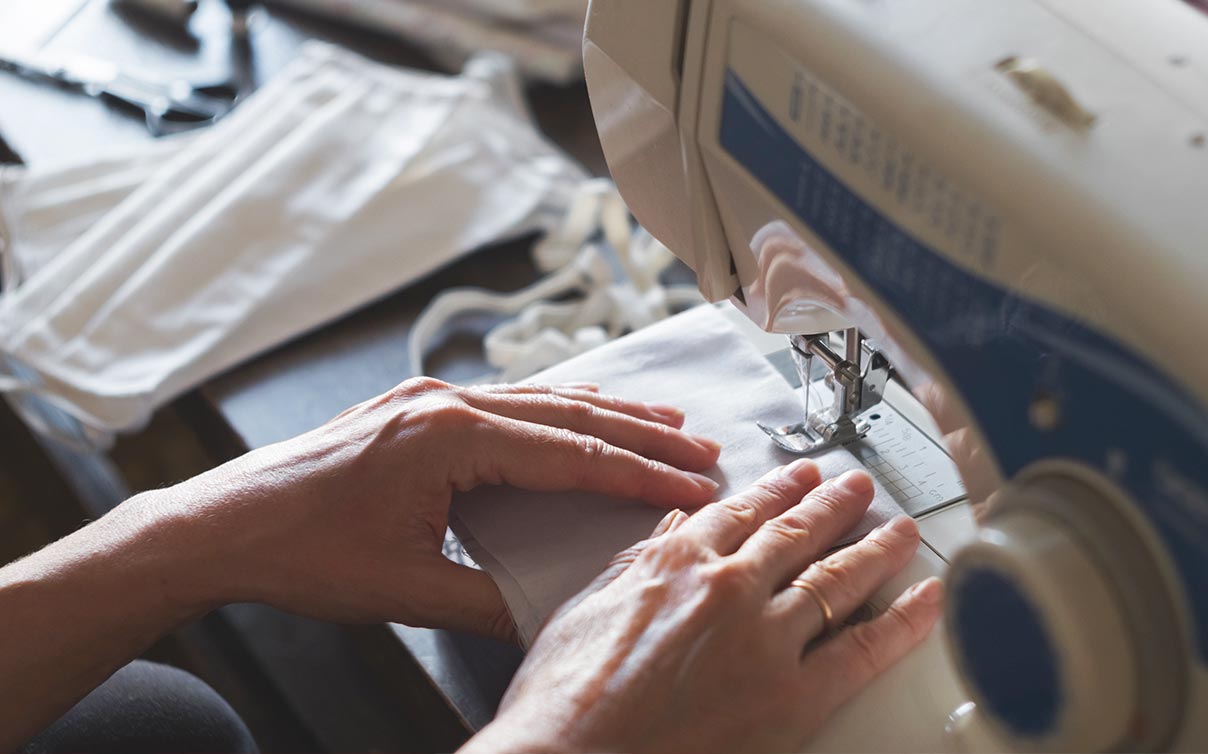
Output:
[720,69,1208,660]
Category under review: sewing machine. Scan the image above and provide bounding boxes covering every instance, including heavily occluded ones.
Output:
[584,0,1208,751]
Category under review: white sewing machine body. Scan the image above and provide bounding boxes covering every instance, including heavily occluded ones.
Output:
[584,0,1208,751]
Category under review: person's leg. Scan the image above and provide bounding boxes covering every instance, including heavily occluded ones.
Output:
[20,659,257,754]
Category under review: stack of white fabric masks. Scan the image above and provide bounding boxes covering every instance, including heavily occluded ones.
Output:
[0,43,594,446]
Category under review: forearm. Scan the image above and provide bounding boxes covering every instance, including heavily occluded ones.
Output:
[0,491,219,750]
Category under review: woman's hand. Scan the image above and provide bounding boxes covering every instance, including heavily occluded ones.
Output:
[468,461,943,753]
[146,377,722,640]
[0,377,720,748]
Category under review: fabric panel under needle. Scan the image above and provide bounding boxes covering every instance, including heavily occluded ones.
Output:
[450,304,907,646]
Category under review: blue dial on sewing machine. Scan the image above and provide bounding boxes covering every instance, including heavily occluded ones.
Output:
[952,567,1061,737]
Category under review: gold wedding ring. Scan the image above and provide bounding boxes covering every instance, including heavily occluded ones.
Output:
[790,578,835,635]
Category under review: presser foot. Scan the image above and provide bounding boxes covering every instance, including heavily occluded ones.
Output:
[756,418,870,456]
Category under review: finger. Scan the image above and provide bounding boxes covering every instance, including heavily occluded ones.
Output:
[458,391,720,471]
[471,384,686,428]
[470,413,720,508]
[799,577,944,717]
[591,509,690,592]
[405,559,519,642]
[478,381,601,394]
[651,507,691,538]
[736,470,876,587]
[681,459,822,554]
[558,382,601,393]
[773,515,920,640]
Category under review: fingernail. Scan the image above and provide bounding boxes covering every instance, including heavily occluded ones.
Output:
[691,434,723,454]
[687,471,719,492]
[836,469,874,495]
[912,577,945,605]
[561,382,600,391]
[667,509,689,531]
[647,402,684,418]
[652,508,683,537]
[878,515,917,537]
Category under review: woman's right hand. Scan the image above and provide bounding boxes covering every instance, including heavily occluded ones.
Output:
[465,461,943,754]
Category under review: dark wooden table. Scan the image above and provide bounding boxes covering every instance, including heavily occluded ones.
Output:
[0,1,605,749]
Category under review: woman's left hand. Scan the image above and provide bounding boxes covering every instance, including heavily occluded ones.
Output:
[135,377,721,640]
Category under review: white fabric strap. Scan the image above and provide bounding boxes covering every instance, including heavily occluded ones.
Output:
[410,179,704,381]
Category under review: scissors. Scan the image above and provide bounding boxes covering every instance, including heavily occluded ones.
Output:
[0,51,239,137]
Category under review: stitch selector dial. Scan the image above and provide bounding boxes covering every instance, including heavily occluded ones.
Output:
[945,470,1187,751]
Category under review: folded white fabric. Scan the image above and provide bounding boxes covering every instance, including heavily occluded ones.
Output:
[0,136,196,291]
[450,304,907,646]
[0,43,588,443]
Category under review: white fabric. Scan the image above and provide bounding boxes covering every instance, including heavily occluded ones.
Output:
[450,305,908,646]
[0,43,588,443]
[0,135,195,291]
[409,178,704,382]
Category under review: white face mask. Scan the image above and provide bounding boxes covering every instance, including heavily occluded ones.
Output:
[0,135,196,291]
[0,43,587,444]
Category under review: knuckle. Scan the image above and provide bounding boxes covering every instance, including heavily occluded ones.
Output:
[751,476,795,504]
[653,422,685,446]
[886,600,926,640]
[762,515,813,546]
[735,475,807,517]
[642,534,698,569]
[807,557,845,587]
[721,496,762,534]
[395,376,450,397]
[595,394,626,412]
[635,420,680,452]
[642,454,666,474]
[429,398,477,425]
[702,561,756,600]
[806,486,850,519]
[564,397,599,421]
[807,558,858,604]
[574,433,611,465]
[405,395,480,439]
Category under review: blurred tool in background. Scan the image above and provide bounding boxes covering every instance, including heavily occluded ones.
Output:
[0,49,238,136]
[224,0,254,36]
[221,0,257,92]
[112,0,199,26]
[263,0,588,83]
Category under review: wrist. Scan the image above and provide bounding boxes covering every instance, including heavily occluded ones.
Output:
[0,487,233,748]
[92,487,237,623]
